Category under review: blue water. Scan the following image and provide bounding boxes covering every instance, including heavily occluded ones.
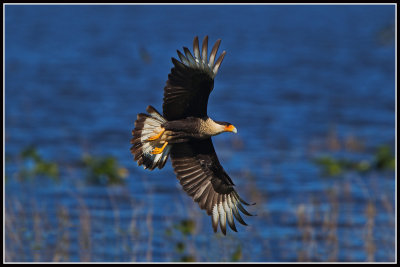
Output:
[5,4,395,262]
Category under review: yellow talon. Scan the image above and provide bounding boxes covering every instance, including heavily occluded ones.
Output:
[147,128,165,141]
[151,142,168,154]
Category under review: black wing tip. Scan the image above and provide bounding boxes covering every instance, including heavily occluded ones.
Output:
[171,57,178,64]
[229,222,238,232]
[220,224,227,235]
[171,56,186,68]
[233,191,255,206]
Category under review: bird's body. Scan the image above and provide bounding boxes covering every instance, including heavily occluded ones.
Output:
[130,36,254,235]
[163,117,236,141]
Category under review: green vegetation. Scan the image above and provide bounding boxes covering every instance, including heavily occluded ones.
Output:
[164,218,243,262]
[314,156,371,176]
[18,146,59,180]
[5,140,394,261]
[375,145,396,170]
[165,219,197,262]
[314,145,395,177]
[81,153,128,185]
[8,146,129,186]
[231,245,242,262]
[174,219,196,237]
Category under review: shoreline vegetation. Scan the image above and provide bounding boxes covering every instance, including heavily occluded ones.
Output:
[4,133,395,262]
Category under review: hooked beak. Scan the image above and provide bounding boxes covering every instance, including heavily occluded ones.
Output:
[225,124,237,134]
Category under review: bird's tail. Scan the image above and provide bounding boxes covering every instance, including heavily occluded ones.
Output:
[130,105,172,170]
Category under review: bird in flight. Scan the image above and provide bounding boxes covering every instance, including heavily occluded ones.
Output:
[130,36,254,235]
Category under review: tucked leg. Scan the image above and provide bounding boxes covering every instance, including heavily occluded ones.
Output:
[147,128,165,141]
[151,142,169,154]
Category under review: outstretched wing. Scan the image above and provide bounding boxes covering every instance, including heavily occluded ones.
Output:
[163,36,226,121]
[170,138,254,235]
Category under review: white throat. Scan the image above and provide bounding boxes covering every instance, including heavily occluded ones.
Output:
[201,118,226,136]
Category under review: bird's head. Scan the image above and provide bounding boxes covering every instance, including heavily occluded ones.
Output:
[204,118,237,136]
[216,121,237,134]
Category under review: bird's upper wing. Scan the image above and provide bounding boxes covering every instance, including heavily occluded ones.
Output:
[163,36,226,121]
[170,138,254,235]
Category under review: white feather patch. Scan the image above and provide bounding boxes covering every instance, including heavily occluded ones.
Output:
[151,153,162,169]
[218,203,226,227]
[143,118,160,127]
[227,195,235,209]
[223,198,234,227]
[222,199,230,214]
[212,204,219,227]
[159,145,171,167]
[148,111,166,123]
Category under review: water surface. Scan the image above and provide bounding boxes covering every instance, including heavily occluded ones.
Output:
[5,4,396,262]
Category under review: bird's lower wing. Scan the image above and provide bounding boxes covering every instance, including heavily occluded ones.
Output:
[170,138,254,235]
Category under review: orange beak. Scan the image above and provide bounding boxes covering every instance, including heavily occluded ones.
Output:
[224,124,237,133]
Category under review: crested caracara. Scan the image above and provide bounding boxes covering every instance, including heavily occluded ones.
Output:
[130,36,254,235]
